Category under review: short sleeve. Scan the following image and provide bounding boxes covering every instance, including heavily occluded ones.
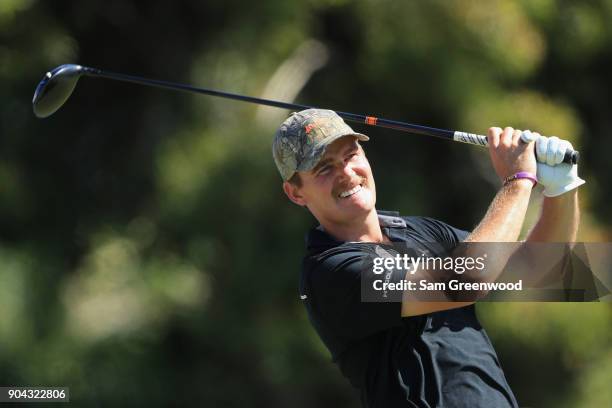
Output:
[304,245,405,342]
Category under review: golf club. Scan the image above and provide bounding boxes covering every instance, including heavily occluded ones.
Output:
[33,64,579,164]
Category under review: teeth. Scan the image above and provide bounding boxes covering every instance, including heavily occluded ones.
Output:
[339,185,362,198]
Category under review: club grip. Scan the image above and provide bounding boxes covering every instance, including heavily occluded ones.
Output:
[453,132,579,164]
[564,150,579,164]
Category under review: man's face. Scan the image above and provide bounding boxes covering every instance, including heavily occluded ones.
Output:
[284,136,377,226]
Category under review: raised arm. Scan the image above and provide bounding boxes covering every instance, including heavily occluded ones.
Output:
[402,126,537,316]
[527,191,580,242]
[501,135,585,289]
[527,134,584,242]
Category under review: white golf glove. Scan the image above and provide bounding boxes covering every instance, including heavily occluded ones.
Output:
[527,132,585,197]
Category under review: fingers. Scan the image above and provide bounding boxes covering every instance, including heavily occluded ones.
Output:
[500,127,529,146]
[488,126,518,147]
[535,134,573,165]
[487,126,534,155]
[501,127,514,146]
[556,139,571,164]
[488,127,502,147]
[492,125,574,168]
[535,134,547,164]
[487,126,537,181]
[547,136,559,165]
[520,130,538,143]
[511,128,523,145]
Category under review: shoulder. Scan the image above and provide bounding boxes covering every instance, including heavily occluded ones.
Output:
[401,215,470,244]
[303,243,378,281]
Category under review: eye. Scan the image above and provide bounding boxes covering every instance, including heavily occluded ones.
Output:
[317,165,331,176]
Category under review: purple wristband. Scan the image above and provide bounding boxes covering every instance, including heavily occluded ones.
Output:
[503,171,538,187]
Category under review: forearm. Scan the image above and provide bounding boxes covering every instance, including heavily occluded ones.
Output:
[402,127,537,312]
[526,190,579,242]
[433,180,533,299]
[502,191,580,289]
[465,180,533,243]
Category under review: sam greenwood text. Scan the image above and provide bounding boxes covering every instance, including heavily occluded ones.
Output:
[373,279,523,292]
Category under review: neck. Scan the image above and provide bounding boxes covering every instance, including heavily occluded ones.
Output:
[320,209,388,243]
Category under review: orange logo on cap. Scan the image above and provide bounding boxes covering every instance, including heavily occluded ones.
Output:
[305,124,315,134]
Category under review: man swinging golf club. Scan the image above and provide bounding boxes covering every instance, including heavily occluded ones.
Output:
[273,109,584,407]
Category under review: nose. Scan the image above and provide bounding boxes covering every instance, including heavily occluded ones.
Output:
[340,162,356,178]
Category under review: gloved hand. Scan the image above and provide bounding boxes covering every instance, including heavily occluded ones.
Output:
[525,132,585,197]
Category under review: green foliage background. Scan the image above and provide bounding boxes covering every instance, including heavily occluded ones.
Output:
[1,0,611,406]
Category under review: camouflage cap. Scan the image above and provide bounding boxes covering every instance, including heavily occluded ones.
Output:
[272,109,369,180]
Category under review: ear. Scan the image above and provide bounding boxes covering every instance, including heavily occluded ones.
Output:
[283,181,307,206]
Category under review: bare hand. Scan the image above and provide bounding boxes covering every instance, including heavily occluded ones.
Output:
[487,127,537,182]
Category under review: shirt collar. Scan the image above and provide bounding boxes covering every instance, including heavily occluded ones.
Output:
[305,209,405,250]
[377,211,407,228]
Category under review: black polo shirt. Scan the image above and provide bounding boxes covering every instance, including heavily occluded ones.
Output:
[299,211,518,408]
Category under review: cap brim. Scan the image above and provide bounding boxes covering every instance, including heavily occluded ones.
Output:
[353,133,369,142]
[316,132,369,149]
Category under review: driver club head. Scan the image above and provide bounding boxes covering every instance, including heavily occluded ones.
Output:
[32,64,85,118]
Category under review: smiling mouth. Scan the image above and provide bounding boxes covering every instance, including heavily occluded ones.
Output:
[338,184,363,198]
